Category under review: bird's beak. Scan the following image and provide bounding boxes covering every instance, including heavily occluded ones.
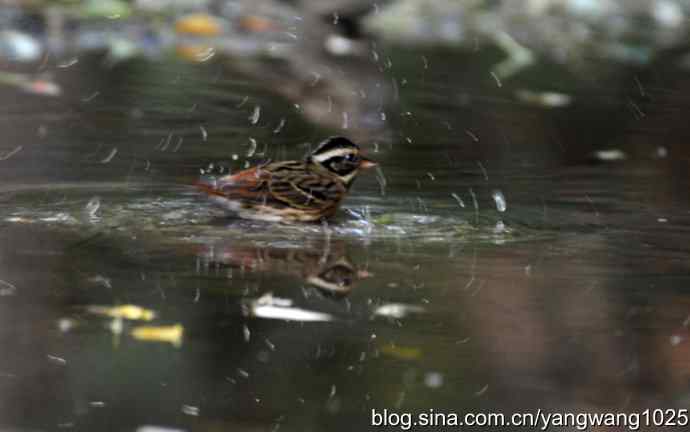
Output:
[359,156,378,169]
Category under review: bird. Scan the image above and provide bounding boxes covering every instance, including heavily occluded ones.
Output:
[197,136,377,222]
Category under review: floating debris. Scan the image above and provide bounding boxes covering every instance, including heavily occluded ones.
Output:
[47,354,67,365]
[246,293,334,322]
[492,190,507,212]
[58,318,77,333]
[424,371,444,389]
[86,304,156,321]
[180,404,200,416]
[593,149,627,161]
[325,35,356,56]
[5,216,31,224]
[243,324,251,342]
[380,343,422,360]
[373,303,425,319]
[175,14,223,36]
[131,324,184,348]
[199,125,208,141]
[515,89,572,107]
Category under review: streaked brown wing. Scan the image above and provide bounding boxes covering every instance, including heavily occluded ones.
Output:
[267,164,346,211]
[206,161,345,214]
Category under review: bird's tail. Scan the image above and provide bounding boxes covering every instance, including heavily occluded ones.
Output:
[194,176,224,197]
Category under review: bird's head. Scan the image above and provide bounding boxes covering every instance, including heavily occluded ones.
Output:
[308,136,377,186]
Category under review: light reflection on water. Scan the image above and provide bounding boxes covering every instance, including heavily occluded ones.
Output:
[2,50,690,432]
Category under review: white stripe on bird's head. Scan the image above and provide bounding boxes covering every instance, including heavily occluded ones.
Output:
[311,147,357,163]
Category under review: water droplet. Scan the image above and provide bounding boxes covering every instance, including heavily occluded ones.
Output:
[247,138,258,157]
[492,190,507,212]
[85,196,101,218]
[451,193,465,208]
[249,106,261,124]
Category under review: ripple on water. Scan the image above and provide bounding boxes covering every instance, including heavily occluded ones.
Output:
[0,182,554,247]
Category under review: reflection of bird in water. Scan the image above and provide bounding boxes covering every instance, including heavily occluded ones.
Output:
[198,238,362,296]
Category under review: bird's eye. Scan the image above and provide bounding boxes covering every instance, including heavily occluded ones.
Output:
[345,153,358,162]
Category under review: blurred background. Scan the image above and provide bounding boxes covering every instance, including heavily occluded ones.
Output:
[2,0,690,431]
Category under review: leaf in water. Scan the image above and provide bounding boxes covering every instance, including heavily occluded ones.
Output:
[175,13,222,36]
[86,304,157,321]
[131,324,184,348]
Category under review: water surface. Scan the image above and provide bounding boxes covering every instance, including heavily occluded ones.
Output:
[1,47,690,431]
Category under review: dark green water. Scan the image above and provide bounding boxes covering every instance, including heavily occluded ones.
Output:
[2,48,690,432]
